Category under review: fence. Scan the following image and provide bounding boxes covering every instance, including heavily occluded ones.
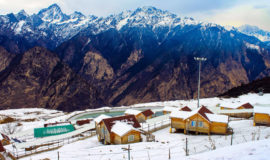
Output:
[141,119,171,133]
[9,129,96,159]
[86,124,270,159]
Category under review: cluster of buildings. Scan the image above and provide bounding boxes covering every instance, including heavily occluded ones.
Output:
[93,102,270,145]
[1,103,270,149]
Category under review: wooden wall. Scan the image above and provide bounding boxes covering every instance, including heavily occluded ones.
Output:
[254,113,270,125]
[171,118,185,129]
[171,113,228,135]
[112,130,141,144]
[210,122,227,134]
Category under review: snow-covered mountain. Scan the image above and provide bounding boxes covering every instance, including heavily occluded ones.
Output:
[0,4,96,50]
[0,4,228,51]
[1,4,270,111]
[238,24,270,42]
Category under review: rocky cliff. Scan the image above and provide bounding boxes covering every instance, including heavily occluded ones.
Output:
[0,47,104,111]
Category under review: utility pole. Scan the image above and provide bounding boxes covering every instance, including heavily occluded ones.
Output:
[194,57,207,108]
[186,138,189,156]
[231,132,233,146]
[122,145,132,160]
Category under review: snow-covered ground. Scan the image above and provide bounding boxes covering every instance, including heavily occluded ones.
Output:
[0,93,269,160]
[18,120,270,160]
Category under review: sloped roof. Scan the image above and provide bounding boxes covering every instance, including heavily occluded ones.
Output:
[197,106,213,122]
[254,106,270,115]
[181,106,192,112]
[111,121,139,137]
[124,109,141,115]
[170,111,192,119]
[102,115,141,133]
[94,114,111,124]
[141,109,154,117]
[163,106,179,112]
[240,103,254,109]
[206,113,229,123]
[170,106,228,123]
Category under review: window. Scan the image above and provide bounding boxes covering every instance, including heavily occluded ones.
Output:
[101,127,105,134]
[191,121,196,127]
[128,135,135,142]
[198,121,203,127]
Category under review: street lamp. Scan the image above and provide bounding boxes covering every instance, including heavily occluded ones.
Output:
[194,57,207,108]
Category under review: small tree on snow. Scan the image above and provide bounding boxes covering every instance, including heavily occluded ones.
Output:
[1,122,22,135]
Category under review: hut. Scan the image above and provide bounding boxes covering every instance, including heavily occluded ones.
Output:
[170,106,229,135]
[162,106,179,114]
[220,103,254,118]
[141,109,154,120]
[220,103,254,110]
[97,115,141,144]
[94,114,111,136]
[124,109,145,122]
[254,106,270,126]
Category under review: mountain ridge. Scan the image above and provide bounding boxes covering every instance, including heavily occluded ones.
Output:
[0,4,270,111]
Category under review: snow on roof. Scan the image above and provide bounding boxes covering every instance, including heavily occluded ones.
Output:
[254,106,270,115]
[124,109,141,115]
[171,106,228,123]
[111,121,137,137]
[220,105,239,109]
[94,114,111,124]
[162,106,179,112]
[206,113,229,123]
[170,111,191,119]
[221,103,253,109]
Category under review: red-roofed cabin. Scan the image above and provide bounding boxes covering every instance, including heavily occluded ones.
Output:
[141,109,154,120]
[97,115,141,145]
[170,106,229,135]
[220,103,254,110]
[180,106,192,112]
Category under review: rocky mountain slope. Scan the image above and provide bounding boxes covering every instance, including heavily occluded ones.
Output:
[219,76,270,98]
[0,4,270,110]
[0,47,104,111]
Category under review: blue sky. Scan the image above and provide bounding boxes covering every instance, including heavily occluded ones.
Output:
[0,0,269,31]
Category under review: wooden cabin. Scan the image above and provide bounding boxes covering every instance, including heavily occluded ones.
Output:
[97,115,141,145]
[220,103,254,110]
[180,106,192,112]
[170,106,229,135]
[141,109,154,120]
[94,114,111,137]
[254,106,270,126]
[0,134,10,146]
[162,106,179,115]
[124,109,152,122]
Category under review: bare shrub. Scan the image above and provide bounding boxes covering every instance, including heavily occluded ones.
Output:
[1,122,22,135]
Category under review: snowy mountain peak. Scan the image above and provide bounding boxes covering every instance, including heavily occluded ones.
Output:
[38,3,67,22]
[100,6,195,30]
[15,10,28,21]
[70,11,85,19]
[237,24,270,42]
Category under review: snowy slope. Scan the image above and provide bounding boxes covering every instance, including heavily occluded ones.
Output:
[238,24,270,42]
[0,93,267,160]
